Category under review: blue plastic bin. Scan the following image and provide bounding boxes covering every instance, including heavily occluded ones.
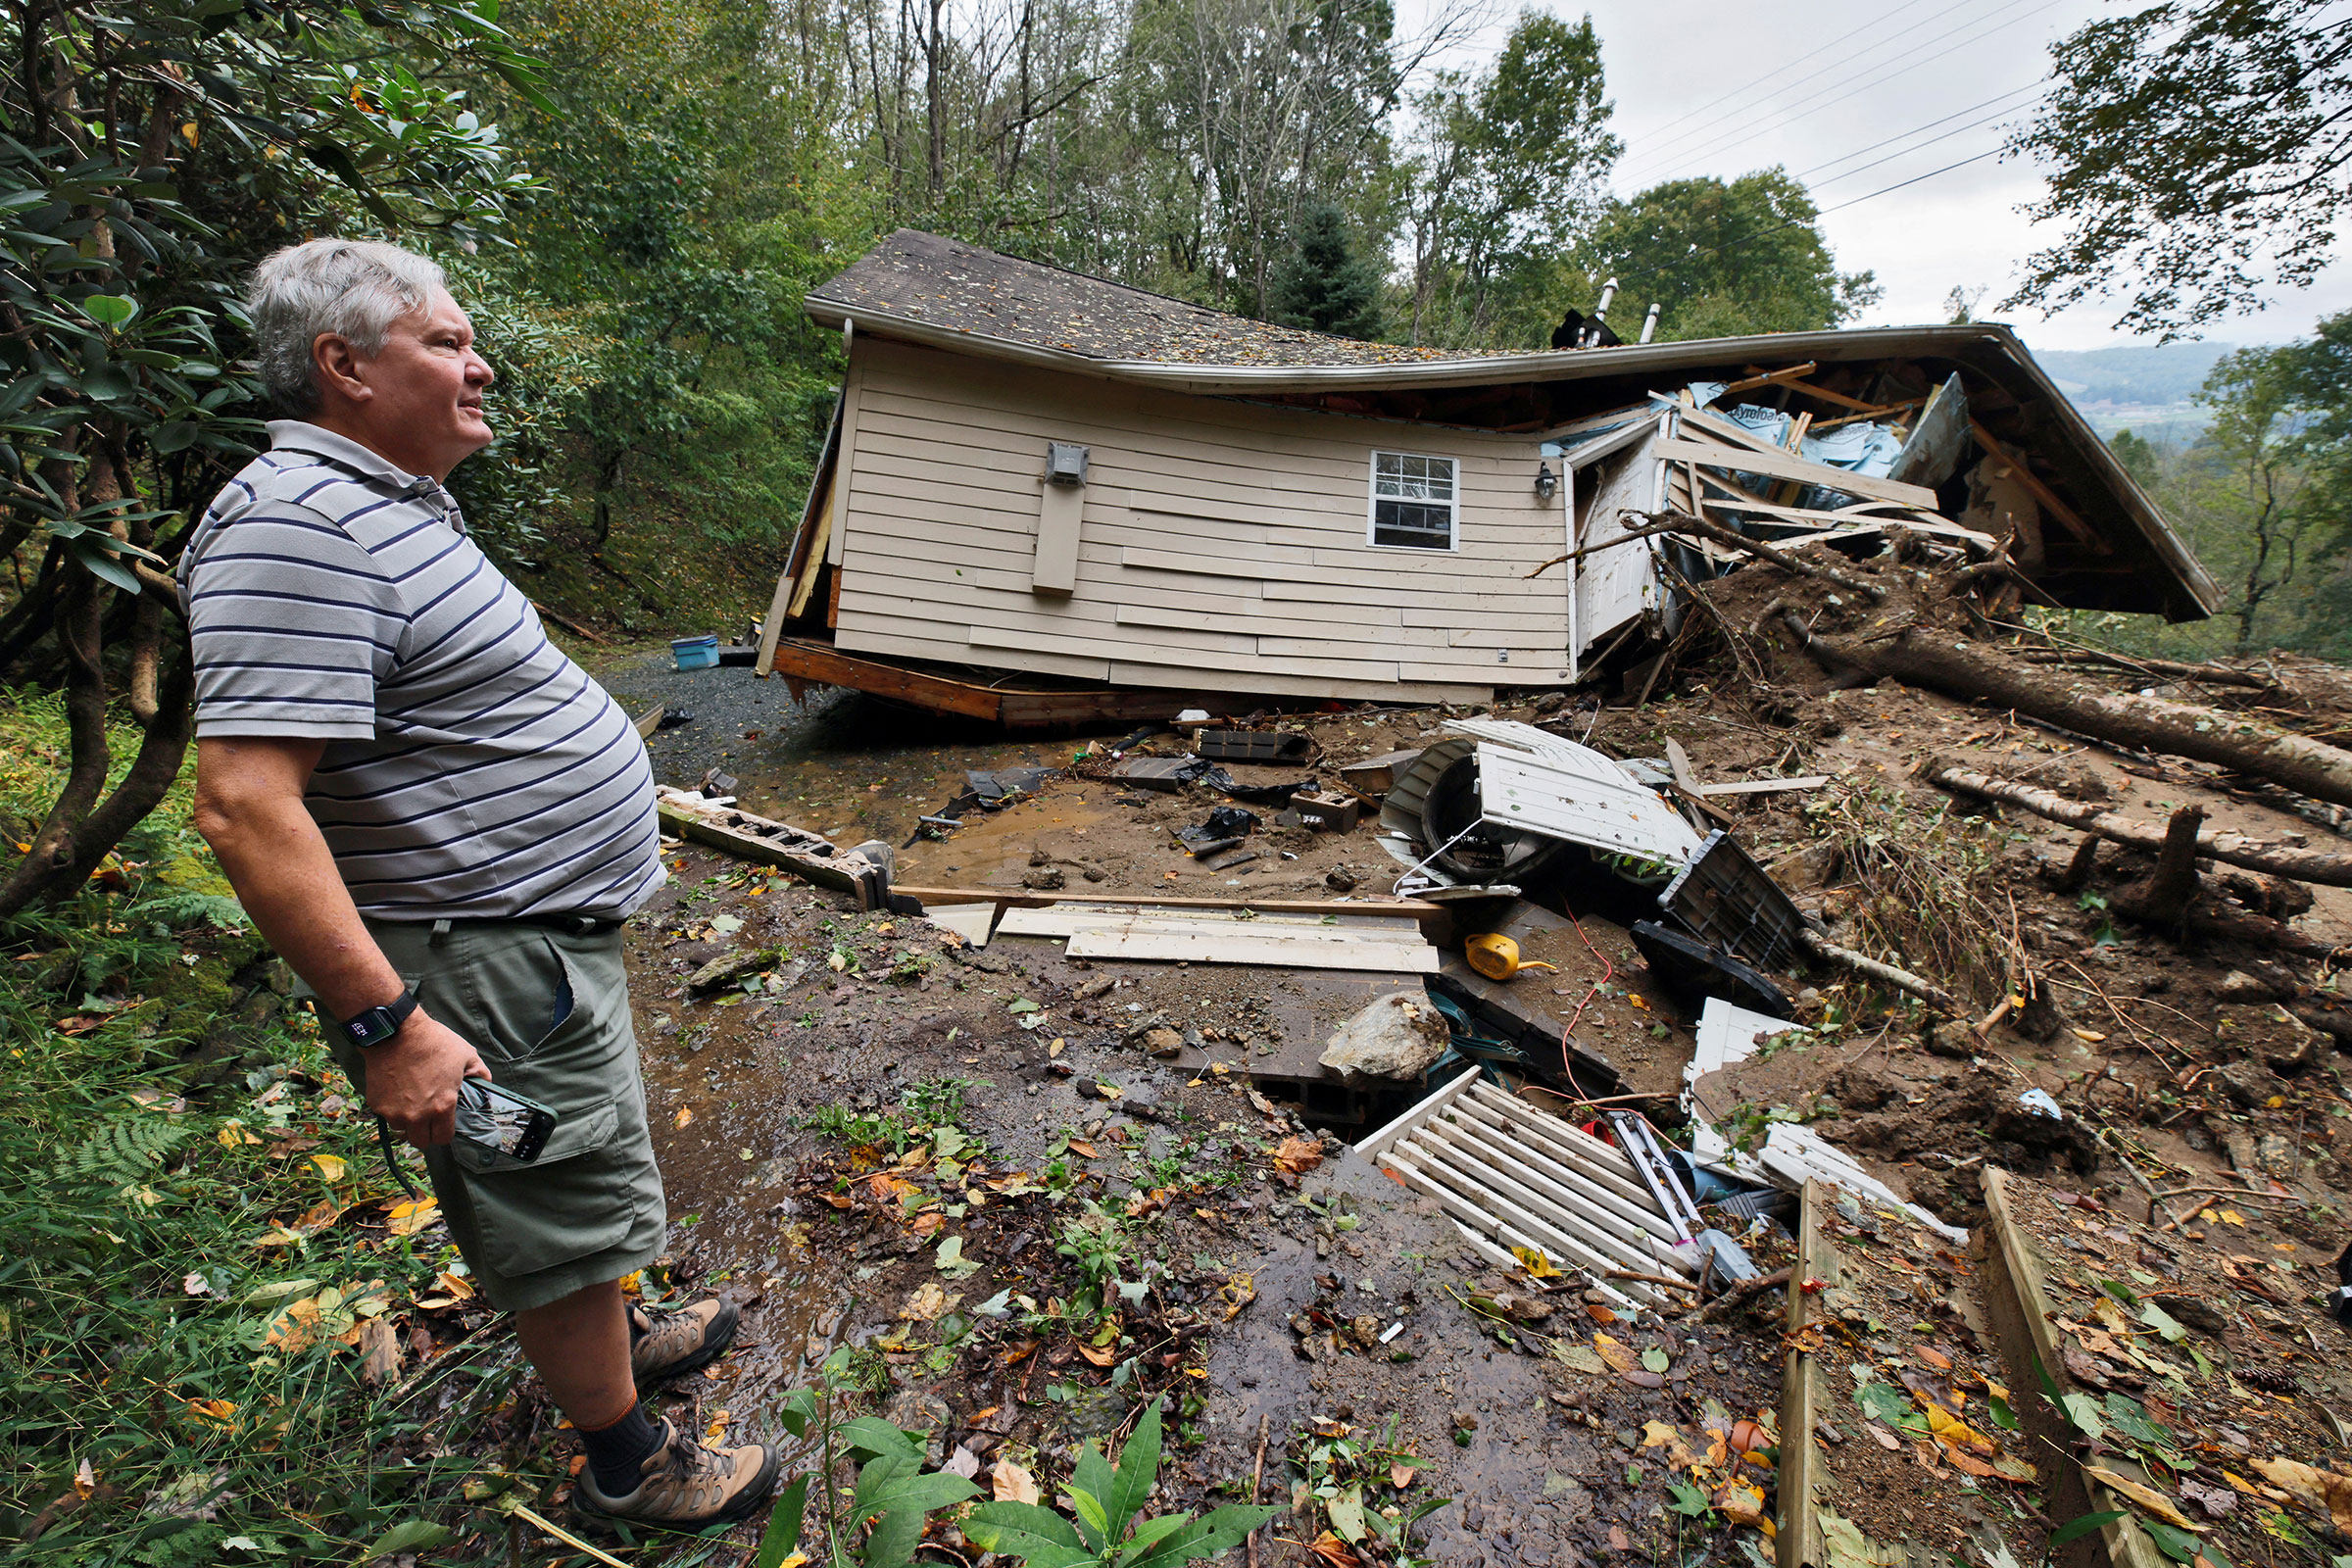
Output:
[670,634,719,670]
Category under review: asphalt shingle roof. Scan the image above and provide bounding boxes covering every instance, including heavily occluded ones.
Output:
[808,228,1514,368]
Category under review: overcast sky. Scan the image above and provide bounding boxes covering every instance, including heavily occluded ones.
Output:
[1407,0,2352,354]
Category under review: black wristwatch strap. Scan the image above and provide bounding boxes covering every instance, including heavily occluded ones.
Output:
[340,989,417,1051]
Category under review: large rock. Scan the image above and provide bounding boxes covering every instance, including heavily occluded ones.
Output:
[1318,993,1450,1083]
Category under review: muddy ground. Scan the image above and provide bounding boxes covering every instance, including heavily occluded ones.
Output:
[577,640,2352,1566]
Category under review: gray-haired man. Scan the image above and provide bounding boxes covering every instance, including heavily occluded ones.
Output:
[186,238,777,1529]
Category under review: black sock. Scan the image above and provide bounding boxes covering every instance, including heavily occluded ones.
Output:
[580,1404,663,1495]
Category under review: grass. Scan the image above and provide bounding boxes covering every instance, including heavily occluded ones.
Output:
[0,690,549,1564]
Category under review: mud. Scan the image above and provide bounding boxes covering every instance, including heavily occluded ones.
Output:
[569,599,2352,1564]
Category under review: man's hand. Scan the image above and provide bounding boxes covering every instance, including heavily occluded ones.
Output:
[366,1010,492,1147]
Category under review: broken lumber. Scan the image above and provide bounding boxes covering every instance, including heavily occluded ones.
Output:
[1923,759,2352,887]
[2011,648,2278,690]
[654,788,888,908]
[1814,627,2352,810]
[1798,929,1955,1012]
[1653,436,1941,511]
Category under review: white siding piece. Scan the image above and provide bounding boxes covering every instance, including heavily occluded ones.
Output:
[921,905,998,947]
[1477,744,1706,864]
[1062,930,1439,971]
[1571,426,1665,661]
[1688,999,1806,1096]
[1357,1067,1481,1158]
[995,906,1421,938]
[1379,1149,1644,1309]
[1749,1124,1969,1245]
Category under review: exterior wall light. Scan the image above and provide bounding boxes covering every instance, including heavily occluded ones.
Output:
[1534,462,1558,501]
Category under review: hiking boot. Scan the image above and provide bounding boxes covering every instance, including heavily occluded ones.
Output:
[629,1298,739,1386]
[573,1418,780,1530]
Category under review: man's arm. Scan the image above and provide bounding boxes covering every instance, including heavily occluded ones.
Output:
[193,735,488,1146]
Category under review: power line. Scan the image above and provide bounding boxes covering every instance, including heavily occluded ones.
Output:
[1807,92,2040,190]
[1620,0,2060,185]
[1614,0,1952,162]
[1795,79,2045,181]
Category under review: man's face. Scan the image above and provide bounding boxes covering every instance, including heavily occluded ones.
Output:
[322,287,495,479]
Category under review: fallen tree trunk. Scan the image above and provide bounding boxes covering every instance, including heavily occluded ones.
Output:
[2011,648,2278,690]
[1922,758,2352,887]
[1817,625,2352,809]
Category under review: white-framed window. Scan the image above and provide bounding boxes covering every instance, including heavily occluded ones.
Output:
[1367,450,1458,551]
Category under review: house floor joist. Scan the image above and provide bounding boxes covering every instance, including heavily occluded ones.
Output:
[761,635,1286,728]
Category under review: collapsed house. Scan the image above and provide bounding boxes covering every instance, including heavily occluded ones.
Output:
[756,228,2218,723]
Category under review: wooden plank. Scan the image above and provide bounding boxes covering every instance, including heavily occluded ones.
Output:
[1063,929,1440,971]
[1354,1067,1483,1159]
[1776,1180,1835,1568]
[1694,775,1830,797]
[1979,1168,2167,1568]
[920,904,997,946]
[631,704,663,739]
[1718,362,1816,398]
[1969,422,2102,548]
[1653,438,1941,511]
[825,358,866,567]
[1886,371,1969,491]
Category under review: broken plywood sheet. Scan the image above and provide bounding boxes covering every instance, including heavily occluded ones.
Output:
[996,905,1421,939]
[1358,1072,1691,1305]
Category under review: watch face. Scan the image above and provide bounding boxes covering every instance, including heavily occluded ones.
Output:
[349,1008,392,1046]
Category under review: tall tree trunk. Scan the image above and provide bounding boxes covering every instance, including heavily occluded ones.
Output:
[925,0,946,202]
[0,564,110,923]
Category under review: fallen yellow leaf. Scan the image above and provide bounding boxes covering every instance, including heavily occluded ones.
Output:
[2083,1467,2204,1533]
[1511,1246,1562,1279]
[674,1106,694,1129]
[2218,1209,2246,1226]
[308,1153,348,1183]
[2251,1456,2352,1531]
[384,1199,439,1237]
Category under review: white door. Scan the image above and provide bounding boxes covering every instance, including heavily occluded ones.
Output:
[1572,422,1666,664]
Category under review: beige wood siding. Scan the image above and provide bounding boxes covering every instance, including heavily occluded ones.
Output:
[830,337,1579,701]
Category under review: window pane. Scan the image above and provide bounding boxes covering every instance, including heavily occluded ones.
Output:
[1372,452,1453,502]
[1374,498,1452,549]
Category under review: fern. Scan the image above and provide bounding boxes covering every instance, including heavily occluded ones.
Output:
[131,890,250,931]
[67,1116,193,1184]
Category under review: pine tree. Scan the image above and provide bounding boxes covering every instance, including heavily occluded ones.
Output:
[1268,203,1384,340]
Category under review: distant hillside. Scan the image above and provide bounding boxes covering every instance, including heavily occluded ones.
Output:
[2032,340,2235,409]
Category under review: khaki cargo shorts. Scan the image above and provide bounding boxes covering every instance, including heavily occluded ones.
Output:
[333,919,667,1313]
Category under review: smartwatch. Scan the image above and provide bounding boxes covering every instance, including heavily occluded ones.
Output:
[339,989,417,1051]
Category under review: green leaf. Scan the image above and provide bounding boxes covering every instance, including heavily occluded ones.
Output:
[2138,1302,2187,1344]
[838,1415,923,1462]
[752,1474,809,1568]
[2138,1519,2202,1562]
[2095,1278,2139,1307]
[1326,1483,1366,1543]
[777,1389,816,1441]
[2047,1510,2126,1548]
[1665,1481,1710,1518]
[149,419,198,454]
[1127,1505,1279,1566]
[363,1521,450,1558]
[1103,1397,1164,1540]
[1640,1348,1670,1373]
[962,1500,1088,1557]
[71,538,142,595]
[1987,1393,2019,1431]
[1855,1379,1928,1438]
[1068,1484,1111,1552]
[2059,1393,2107,1440]
[2033,1351,2064,1404]
[82,294,136,327]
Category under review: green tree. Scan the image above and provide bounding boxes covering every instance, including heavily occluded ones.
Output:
[0,0,540,922]
[1403,11,1620,347]
[1268,202,1383,337]
[2007,0,2352,336]
[1566,170,1880,343]
[2109,428,2162,488]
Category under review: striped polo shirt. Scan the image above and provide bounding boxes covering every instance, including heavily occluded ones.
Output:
[180,421,665,921]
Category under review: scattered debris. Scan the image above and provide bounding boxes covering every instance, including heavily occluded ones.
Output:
[1317,994,1451,1084]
